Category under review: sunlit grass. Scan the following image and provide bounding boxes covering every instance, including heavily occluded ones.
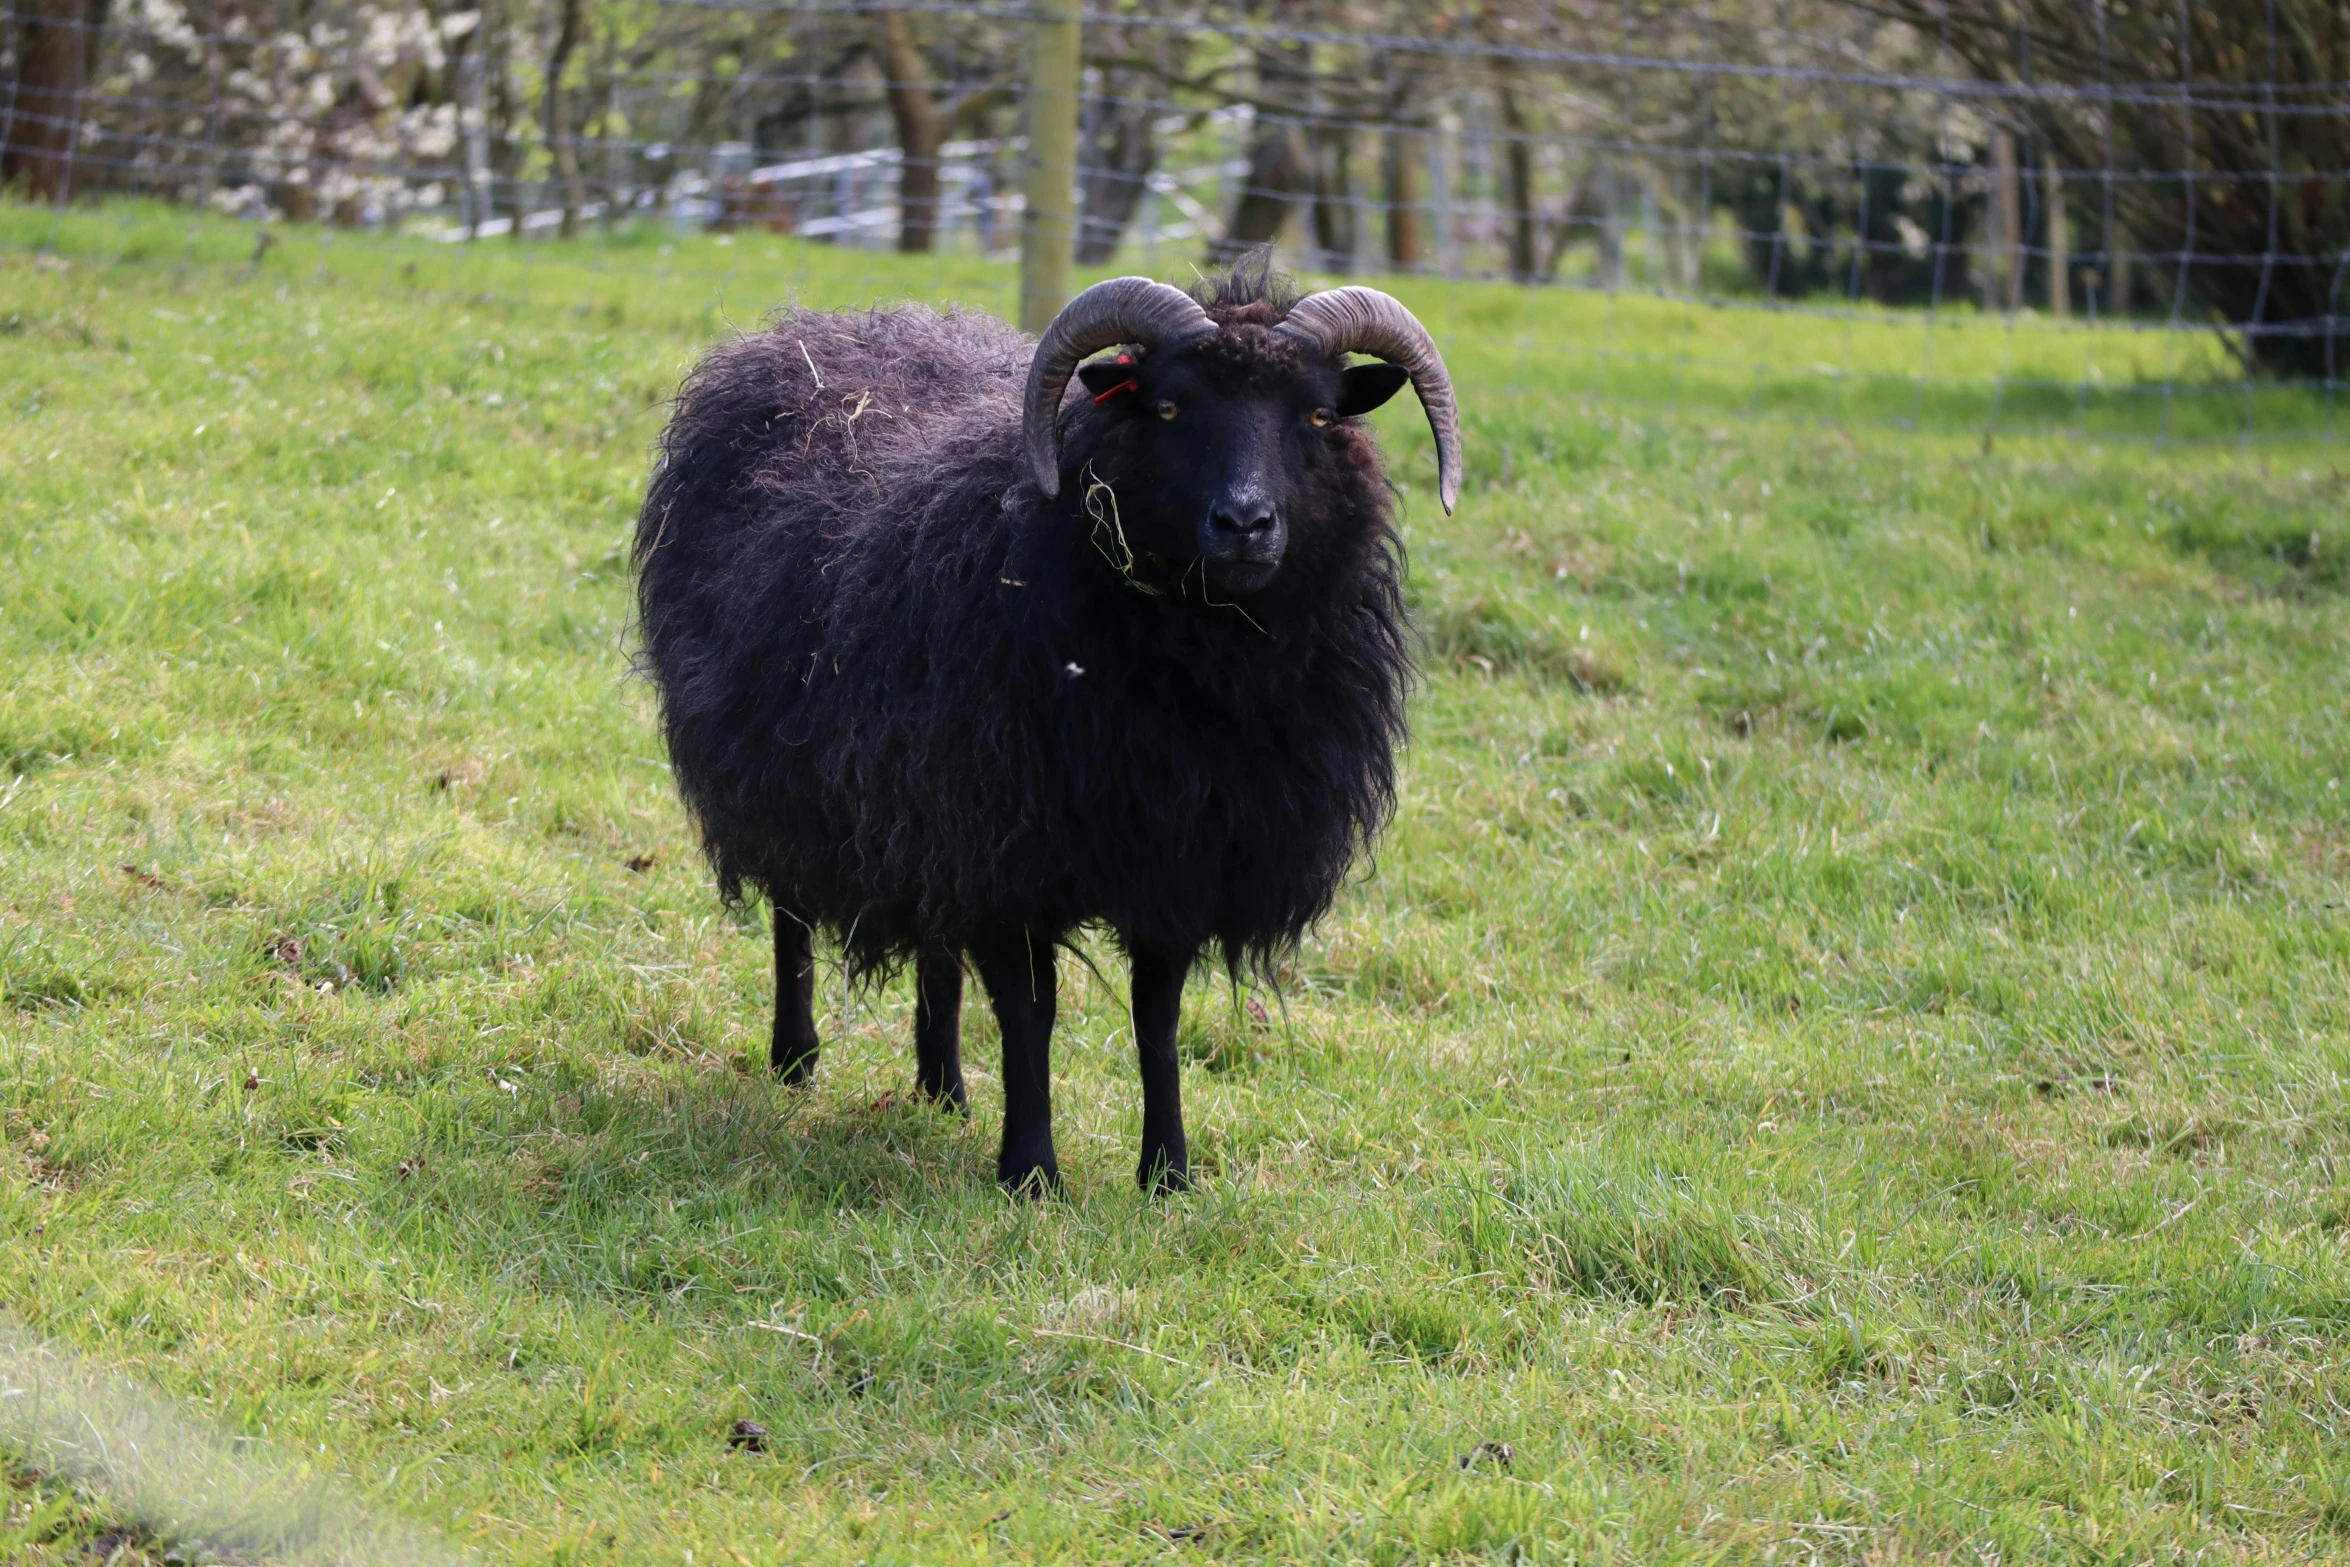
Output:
[7,199,2321,447]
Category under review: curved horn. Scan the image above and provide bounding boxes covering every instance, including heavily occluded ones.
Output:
[1024,276,1217,497]
[1276,286,1463,515]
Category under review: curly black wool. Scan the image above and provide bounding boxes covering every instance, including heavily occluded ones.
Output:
[632,263,1412,980]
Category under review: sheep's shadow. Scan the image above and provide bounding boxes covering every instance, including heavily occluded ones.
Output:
[563,1069,996,1213]
[381,1060,1016,1294]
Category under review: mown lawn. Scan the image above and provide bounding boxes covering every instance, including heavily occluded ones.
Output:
[5,203,2350,1565]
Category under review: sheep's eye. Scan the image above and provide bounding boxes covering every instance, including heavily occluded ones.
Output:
[1310,408,1335,428]
[1156,400,1179,421]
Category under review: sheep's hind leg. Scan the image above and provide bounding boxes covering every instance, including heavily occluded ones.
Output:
[971,926,1058,1195]
[914,947,967,1111]
[1129,941,1195,1194]
[771,911,820,1084]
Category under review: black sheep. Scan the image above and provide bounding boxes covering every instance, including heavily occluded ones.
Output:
[633,259,1462,1193]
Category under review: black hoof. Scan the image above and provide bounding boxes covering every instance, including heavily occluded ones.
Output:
[772,1047,818,1086]
[1139,1156,1191,1196]
[918,1076,971,1116]
[998,1160,1062,1198]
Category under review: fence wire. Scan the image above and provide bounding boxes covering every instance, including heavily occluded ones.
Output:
[3,0,2343,448]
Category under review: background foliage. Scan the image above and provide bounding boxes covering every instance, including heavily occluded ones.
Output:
[6,0,2345,374]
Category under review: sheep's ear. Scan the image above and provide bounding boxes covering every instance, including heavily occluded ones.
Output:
[1336,363,1411,417]
[1077,356,1139,396]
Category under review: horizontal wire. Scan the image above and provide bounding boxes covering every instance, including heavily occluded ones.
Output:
[5,0,2339,444]
[24,71,2350,195]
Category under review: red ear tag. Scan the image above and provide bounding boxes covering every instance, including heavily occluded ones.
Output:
[1093,377,1140,406]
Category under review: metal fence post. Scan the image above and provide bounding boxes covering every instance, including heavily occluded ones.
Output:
[1020,0,1082,333]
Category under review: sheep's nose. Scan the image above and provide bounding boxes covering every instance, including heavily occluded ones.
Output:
[1208,501,1278,538]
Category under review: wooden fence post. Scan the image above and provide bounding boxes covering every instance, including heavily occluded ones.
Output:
[1020,0,1082,332]
[2045,161,2069,318]
[1990,127,2022,312]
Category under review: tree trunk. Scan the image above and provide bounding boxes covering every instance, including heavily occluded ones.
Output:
[545,0,585,238]
[1309,122,1355,273]
[459,20,490,236]
[1076,88,1157,264]
[1734,165,1787,293]
[1217,21,1311,265]
[1655,166,1703,293]
[1558,166,1628,290]
[1216,119,1306,261]
[1497,75,1538,284]
[1385,121,1425,269]
[1598,167,1626,289]
[195,0,224,207]
[3,0,90,201]
[876,4,944,254]
[598,27,621,233]
[494,3,524,244]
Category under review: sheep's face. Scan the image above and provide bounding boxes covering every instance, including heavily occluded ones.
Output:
[1078,339,1410,599]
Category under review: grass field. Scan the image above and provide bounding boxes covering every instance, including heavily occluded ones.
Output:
[5,202,2350,1565]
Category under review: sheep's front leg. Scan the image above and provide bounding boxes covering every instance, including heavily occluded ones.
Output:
[1130,942,1194,1193]
[771,912,820,1084]
[972,926,1058,1195]
[913,947,968,1111]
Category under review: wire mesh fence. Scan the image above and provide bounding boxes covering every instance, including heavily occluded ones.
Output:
[4,0,2344,449]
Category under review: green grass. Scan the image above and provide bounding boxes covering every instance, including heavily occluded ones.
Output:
[5,1465,170,1565]
[6,199,2331,447]
[5,199,2350,1564]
